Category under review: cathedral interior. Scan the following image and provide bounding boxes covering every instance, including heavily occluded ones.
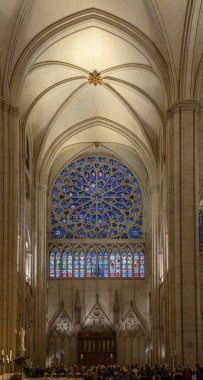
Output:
[1,0,203,370]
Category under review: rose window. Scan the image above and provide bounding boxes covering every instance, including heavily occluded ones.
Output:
[50,156,143,240]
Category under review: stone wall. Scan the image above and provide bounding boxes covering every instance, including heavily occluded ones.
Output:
[47,279,147,366]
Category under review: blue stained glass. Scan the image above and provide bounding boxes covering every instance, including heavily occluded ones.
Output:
[127,251,133,277]
[116,251,121,277]
[50,251,55,278]
[110,251,116,278]
[109,230,116,237]
[56,252,60,278]
[103,165,109,171]
[80,251,85,277]
[129,227,142,239]
[92,252,97,277]
[86,252,91,277]
[68,252,72,278]
[139,251,145,278]
[66,233,73,238]
[61,218,67,224]
[104,251,109,277]
[53,199,59,205]
[61,170,67,176]
[100,231,107,237]
[137,218,143,225]
[119,224,126,231]
[88,232,95,238]
[118,173,124,179]
[74,252,79,278]
[115,203,125,210]
[68,163,75,170]
[134,252,139,278]
[50,156,143,240]
[98,252,103,278]
[122,252,127,278]
[52,226,65,239]
[62,251,67,278]
[62,186,68,192]
[49,245,144,279]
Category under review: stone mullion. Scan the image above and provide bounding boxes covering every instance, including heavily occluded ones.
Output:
[34,183,47,366]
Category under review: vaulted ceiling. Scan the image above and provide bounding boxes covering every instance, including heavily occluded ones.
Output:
[1,0,203,190]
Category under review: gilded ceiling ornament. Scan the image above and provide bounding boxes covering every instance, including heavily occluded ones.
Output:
[88,70,103,86]
[93,141,101,148]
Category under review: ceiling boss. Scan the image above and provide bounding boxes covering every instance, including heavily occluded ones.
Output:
[88,70,103,86]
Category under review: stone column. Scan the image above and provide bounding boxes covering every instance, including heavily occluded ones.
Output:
[0,98,20,360]
[150,185,159,363]
[34,182,47,366]
[167,100,201,365]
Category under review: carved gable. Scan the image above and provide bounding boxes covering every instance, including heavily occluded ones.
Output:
[82,296,113,332]
[50,308,75,338]
[119,302,145,337]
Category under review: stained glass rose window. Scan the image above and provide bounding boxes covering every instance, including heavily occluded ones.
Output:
[50,156,143,240]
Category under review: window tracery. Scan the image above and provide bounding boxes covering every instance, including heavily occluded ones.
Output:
[49,244,145,279]
[49,156,143,240]
[49,156,145,279]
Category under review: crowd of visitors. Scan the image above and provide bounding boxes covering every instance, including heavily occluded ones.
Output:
[31,362,203,380]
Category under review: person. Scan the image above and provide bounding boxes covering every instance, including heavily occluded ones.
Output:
[173,366,182,380]
[152,374,161,380]
[195,362,203,380]
[182,367,192,380]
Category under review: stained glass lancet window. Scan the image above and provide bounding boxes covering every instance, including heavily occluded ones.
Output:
[49,244,144,279]
[49,156,145,278]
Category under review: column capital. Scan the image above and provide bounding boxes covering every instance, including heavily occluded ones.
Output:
[0,97,20,117]
[9,107,20,118]
[167,99,201,118]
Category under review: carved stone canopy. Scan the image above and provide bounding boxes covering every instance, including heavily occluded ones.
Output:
[167,99,201,118]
